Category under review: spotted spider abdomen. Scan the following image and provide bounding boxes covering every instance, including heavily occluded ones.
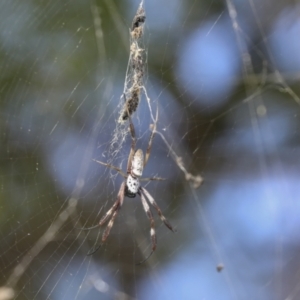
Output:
[132,149,144,177]
[126,175,140,197]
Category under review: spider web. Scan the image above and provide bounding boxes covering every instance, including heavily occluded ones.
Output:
[1,0,300,299]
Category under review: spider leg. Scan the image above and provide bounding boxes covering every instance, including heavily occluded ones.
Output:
[101,181,125,242]
[77,189,122,231]
[82,209,117,254]
[87,206,122,253]
[93,159,127,178]
[137,190,156,265]
[76,197,119,231]
[123,93,137,174]
[87,205,124,256]
[141,187,176,233]
[79,182,125,255]
[140,177,166,182]
[102,205,120,243]
[143,100,158,167]
[87,244,102,256]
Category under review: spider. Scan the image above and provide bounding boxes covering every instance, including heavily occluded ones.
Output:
[80,104,176,264]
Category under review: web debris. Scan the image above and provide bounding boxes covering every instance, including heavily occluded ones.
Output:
[119,1,146,122]
[109,1,146,161]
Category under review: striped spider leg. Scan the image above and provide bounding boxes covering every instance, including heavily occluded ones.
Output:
[79,103,176,263]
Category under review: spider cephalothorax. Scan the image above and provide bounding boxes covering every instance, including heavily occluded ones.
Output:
[79,106,175,264]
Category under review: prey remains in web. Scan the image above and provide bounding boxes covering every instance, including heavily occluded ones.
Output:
[79,96,176,265]
[119,1,146,122]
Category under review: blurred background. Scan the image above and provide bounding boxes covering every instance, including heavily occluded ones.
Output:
[1,0,300,299]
